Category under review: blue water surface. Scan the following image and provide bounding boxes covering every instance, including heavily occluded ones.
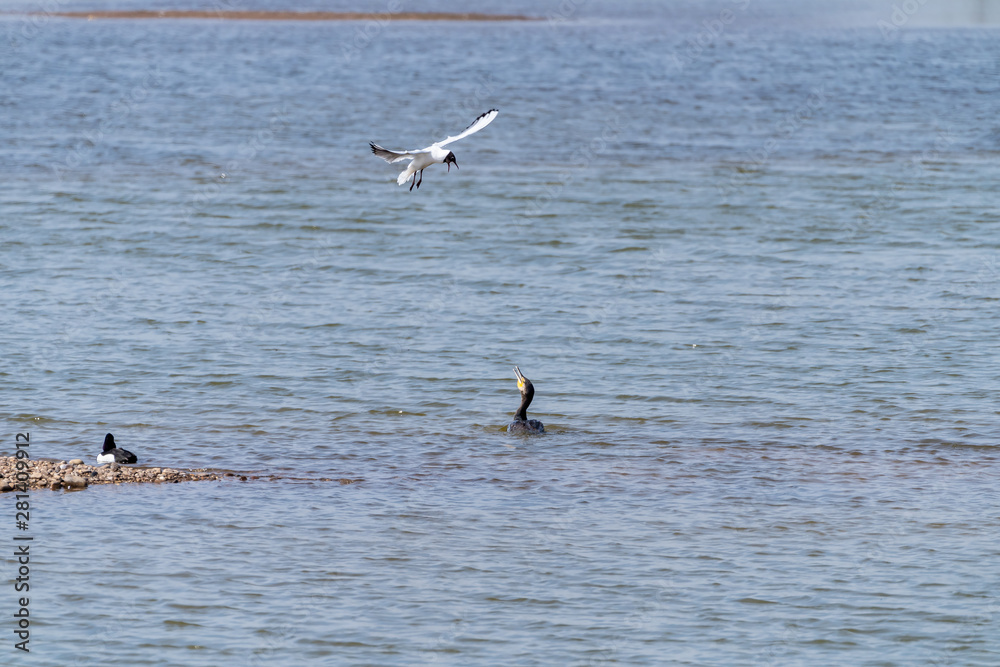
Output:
[2,0,999,664]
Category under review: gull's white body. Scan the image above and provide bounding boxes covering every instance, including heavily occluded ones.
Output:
[371,109,498,188]
[392,145,452,186]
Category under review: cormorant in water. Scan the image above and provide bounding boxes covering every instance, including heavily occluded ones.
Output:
[507,366,544,434]
[97,433,138,464]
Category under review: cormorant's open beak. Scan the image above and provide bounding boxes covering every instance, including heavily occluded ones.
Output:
[513,366,525,388]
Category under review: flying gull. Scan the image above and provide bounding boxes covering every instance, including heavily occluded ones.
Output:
[370,109,498,191]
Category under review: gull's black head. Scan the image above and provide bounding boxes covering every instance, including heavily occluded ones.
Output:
[103,433,116,452]
[444,151,458,172]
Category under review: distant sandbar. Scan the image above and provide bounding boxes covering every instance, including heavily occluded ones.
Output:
[50,10,537,22]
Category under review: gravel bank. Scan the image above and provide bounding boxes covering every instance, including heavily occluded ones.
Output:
[1,457,228,492]
[0,457,362,492]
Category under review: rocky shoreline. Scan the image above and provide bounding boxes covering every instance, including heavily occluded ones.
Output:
[0,457,362,492]
[0,457,236,492]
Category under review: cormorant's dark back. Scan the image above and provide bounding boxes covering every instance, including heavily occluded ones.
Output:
[507,366,544,434]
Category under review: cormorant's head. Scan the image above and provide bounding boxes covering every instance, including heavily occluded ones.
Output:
[513,366,534,398]
[103,433,116,452]
[444,152,458,172]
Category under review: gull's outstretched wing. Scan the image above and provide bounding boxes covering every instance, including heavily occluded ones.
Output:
[434,109,499,148]
[370,142,427,164]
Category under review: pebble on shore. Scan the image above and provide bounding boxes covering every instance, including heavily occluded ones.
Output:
[0,457,225,492]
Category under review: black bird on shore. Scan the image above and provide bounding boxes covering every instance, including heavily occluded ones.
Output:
[97,433,138,464]
[507,366,545,434]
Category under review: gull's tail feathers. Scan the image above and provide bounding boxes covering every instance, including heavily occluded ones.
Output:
[397,165,416,186]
